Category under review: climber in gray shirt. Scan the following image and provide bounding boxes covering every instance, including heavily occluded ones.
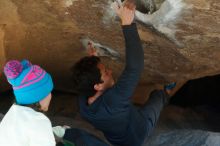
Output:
[71,1,174,146]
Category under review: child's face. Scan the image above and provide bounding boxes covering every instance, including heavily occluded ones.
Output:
[39,93,52,112]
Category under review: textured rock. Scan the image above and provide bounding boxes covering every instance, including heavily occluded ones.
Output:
[135,0,220,81]
[0,25,7,90]
[0,25,6,67]
[144,106,220,145]
[145,130,220,146]
[0,0,219,103]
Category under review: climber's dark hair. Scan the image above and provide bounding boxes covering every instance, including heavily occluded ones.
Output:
[71,56,103,97]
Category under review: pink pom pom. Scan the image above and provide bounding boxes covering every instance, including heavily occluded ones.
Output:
[4,60,23,79]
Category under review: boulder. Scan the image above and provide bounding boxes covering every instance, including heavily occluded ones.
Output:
[0,25,7,90]
[0,0,219,103]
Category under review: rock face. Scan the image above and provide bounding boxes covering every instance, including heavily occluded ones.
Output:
[135,0,220,81]
[0,0,219,100]
[144,130,220,146]
[0,25,7,90]
[144,105,220,146]
[0,25,6,66]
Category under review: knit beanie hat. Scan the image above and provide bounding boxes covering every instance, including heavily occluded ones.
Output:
[4,60,53,105]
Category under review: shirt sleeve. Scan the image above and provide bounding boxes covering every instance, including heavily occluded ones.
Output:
[28,116,56,146]
[110,23,144,106]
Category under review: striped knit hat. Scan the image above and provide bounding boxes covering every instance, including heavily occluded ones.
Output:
[4,60,53,105]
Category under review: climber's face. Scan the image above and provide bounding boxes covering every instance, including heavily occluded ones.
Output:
[94,63,115,91]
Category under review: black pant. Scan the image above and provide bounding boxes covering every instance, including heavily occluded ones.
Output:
[63,128,109,146]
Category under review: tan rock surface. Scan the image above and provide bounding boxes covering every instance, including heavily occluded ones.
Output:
[0,25,7,90]
[0,0,219,103]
